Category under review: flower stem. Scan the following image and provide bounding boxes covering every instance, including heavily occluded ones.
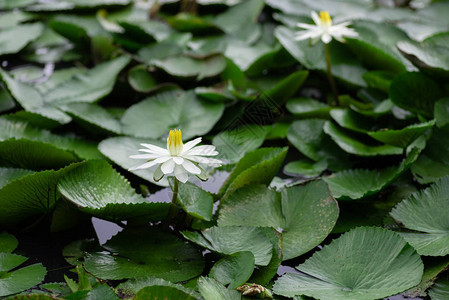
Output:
[324,43,339,106]
[165,178,179,227]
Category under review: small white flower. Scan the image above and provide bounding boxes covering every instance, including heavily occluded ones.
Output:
[295,11,358,45]
[129,129,222,183]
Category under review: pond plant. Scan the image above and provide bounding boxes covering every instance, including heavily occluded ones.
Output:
[0,0,449,299]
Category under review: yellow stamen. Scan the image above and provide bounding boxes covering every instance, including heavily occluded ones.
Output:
[167,129,183,156]
[319,11,332,26]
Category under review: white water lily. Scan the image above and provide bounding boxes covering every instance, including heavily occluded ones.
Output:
[129,129,222,183]
[295,11,358,44]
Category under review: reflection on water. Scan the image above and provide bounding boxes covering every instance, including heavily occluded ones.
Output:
[92,217,123,245]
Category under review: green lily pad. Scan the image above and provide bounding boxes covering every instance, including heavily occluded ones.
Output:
[346,20,411,73]
[0,232,18,253]
[367,120,435,148]
[324,121,403,156]
[98,136,169,187]
[83,227,204,281]
[0,163,79,227]
[411,126,449,183]
[0,139,79,170]
[0,168,35,189]
[121,89,224,140]
[286,97,331,118]
[212,125,267,165]
[209,251,255,289]
[0,262,47,297]
[213,0,264,41]
[429,277,449,300]
[44,56,130,105]
[0,23,44,56]
[218,147,287,197]
[182,226,273,266]
[284,159,327,177]
[153,54,226,80]
[218,181,339,260]
[434,98,449,128]
[197,277,241,300]
[390,176,449,256]
[273,227,423,300]
[287,119,350,170]
[134,286,199,300]
[127,64,157,93]
[0,68,71,125]
[404,257,449,298]
[329,108,375,133]
[0,118,102,161]
[174,180,213,221]
[58,160,169,221]
[117,277,200,299]
[61,102,122,135]
[390,71,444,118]
[324,147,420,200]
[397,32,449,78]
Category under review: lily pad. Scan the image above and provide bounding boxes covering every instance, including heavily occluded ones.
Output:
[153,54,226,80]
[174,180,213,221]
[134,285,199,300]
[117,277,200,299]
[0,23,44,56]
[44,55,131,104]
[83,227,204,281]
[121,89,224,140]
[197,277,241,300]
[273,227,424,300]
[286,97,331,118]
[390,176,449,256]
[182,226,273,266]
[0,163,79,227]
[212,125,267,165]
[389,71,444,118]
[324,148,420,200]
[397,32,449,78]
[429,277,449,300]
[0,168,35,189]
[0,68,71,125]
[218,181,339,260]
[58,160,169,221]
[61,102,122,135]
[367,120,435,148]
[0,232,18,253]
[209,251,255,289]
[324,121,403,156]
[218,147,288,197]
[287,119,351,170]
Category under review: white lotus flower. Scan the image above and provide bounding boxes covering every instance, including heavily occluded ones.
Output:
[295,11,358,44]
[129,129,222,183]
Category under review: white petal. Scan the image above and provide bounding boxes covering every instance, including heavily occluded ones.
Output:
[140,143,169,155]
[161,159,175,174]
[182,159,201,174]
[128,160,159,171]
[321,33,332,44]
[153,164,164,182]
[153,156,172,164]
[129,153,160,160]
[174,164,189,183]
[294,29,322,41]
[296,23,317,30]
[181,137,202,154]
[173,156,184,164]
[184,145,218,156]
[183,155,223,166]
[311,11,321,25]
